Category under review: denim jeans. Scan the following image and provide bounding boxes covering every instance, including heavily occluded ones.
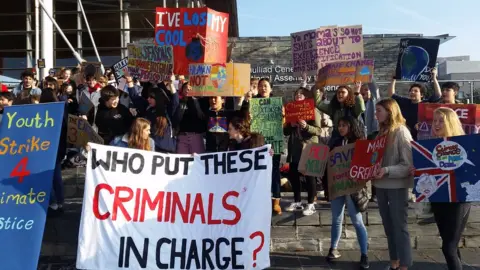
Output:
[330,195,368,255]
[50,162,64,205]
[271,154,281,198]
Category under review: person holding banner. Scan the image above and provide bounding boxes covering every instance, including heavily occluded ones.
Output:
[372,98,413,270]
[111,117,155,151]
[283,87,323,216]
[0,91,14,123]
[388,68,441,140]
[411,107,470,270]
[313,84,365,144]
[327,115,369,269]
[40,88,68,216]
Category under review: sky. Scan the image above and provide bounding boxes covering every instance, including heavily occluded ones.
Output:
[237,0,479,60]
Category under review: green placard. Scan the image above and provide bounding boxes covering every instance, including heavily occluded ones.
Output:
[250,97,284,154]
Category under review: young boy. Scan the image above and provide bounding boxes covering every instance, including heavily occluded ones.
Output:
[13,69,42,101]
[94,85,133,145]
[0,91,14,124]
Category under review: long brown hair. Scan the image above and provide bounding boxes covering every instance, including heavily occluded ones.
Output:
[229,117,251,137]
[376,98,406,135]
[128,118,152,150]
[330,85,355,110]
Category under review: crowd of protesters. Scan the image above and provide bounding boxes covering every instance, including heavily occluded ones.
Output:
[0,66,471,270]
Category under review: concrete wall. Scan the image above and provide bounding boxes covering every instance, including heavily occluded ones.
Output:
[439,61,480,75]
[228,34,427,102]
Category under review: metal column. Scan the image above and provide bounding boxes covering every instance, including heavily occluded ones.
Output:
[123,1,130,51]
[77,1,83,57]
[40,0,53,78]
[35,0,40,72]
[26,0,33,68]
[119,0,124,58]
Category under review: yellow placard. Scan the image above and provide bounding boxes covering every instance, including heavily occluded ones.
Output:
[187,63,250,97]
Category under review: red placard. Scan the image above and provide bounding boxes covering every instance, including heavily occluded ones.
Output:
[417,103,480,140]
[155,7,229,76]
[284,99,315,124]
[349,135,387,181]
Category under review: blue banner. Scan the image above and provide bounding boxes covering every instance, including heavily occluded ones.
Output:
[0,102,65,270]
[412,134,480,202]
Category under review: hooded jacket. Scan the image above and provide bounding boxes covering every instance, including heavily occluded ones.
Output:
[95,101,133,145]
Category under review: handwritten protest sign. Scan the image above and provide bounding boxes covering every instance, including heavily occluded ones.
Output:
[349,136,387,181]
[395,38,440,82]
[412,134,480,202]
[317,25,364,69]
[76,144,272,270]
[317,59,374,88]
[127,43,174,82]
[291,29,317,76]
[112,57,129,82]
[188,62,250,96]
[155,7,229,75]
[298,143,329,177]
[284,99,315,124]
[417,104,480,140]
[328,143,365,200]
[250,97,284,154]
[0,103,65,270]
[67,114,103,147]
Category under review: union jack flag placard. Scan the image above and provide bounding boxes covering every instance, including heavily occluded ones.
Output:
[412,134,480,202]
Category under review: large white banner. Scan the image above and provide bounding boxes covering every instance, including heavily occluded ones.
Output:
[76,143,272,270]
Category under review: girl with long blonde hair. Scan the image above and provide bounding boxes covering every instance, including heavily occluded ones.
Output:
[110,118,155,151]
[372,98,413,270]
[423,107,469,270]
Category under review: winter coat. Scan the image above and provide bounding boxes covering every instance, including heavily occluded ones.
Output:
[95,102,133,145]
[110,134,155,151]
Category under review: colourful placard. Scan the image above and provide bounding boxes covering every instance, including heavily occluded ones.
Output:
[291,29,317,76]
[127,43,174,82]
[417,104,480,140]
[316,59,374,88]
[412,134,480,202]
[155,7,229,75]
[188,62,250,97]
[0,102,65,270]
[349,136,387,181]
[250,97,284,154]
[284,99,315,124]
[298,143,329,177]
[67,114,103,147]
[328,143,365,200]
[208,116,228,133]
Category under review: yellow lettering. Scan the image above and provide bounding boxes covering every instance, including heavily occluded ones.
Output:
[9,140,18,155]
[44,111,54,128]
[17,143,26,155]
[37,192,46,203]
[41,141,50,150]
[30,136,40,151]
[0,138,8,154]
[27,188,36,204]
[6,112,16,129]
[7,194,20,204]
[19,195,27,204]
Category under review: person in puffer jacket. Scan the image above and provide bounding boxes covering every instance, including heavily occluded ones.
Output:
[143,77,179,153]
[110,117,155,151]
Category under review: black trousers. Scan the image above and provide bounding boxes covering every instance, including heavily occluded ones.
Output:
[289,162,316,203]
[431,202,471,270]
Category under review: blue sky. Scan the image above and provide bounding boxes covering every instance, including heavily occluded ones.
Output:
[237,0,479,60]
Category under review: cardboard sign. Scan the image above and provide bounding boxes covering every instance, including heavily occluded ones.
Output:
[0,103,65,270]
[112,57,129,82]
[291,29,318,76]
[67,114,103,147]
[412,135,480,202]
[316,25,364,69]
[284,99,315,124]
[76,144,272,270]
[395,38,440,82]
[298,143,329,177]
[188,62,250,97]
[328,143,365,200]
[127,43,174,82]
[417,104,480,140]
[349,136,387,181]
[250,97,284,154]
[155,7,229,75]
[316,59,374,88]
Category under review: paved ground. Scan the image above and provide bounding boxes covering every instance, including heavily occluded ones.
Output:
[39,249,480,269]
